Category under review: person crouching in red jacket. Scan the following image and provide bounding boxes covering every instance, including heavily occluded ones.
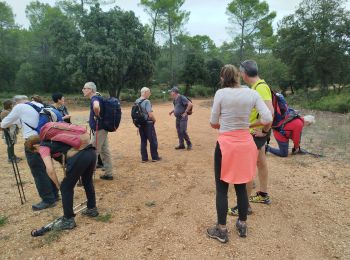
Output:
[266,115,315,157]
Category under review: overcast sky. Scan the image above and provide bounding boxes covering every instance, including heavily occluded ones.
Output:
[4,0,350,45]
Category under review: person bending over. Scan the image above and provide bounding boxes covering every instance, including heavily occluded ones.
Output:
[25,123,99,230]
[266,115,315,157]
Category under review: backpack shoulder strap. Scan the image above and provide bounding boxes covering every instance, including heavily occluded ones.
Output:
[25,102,41,113]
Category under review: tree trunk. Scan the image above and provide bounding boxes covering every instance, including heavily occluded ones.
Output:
[290,83,294,95]
[240,21,245,62]
[184,83,190,96]
[168,15,174,85]
[115,86,121,98]
[151,10,158,44]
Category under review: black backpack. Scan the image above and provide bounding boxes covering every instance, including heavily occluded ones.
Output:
[131,99,147,128]
[101,97,122,132]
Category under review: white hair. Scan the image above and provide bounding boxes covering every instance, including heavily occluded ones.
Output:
[141,87,150,95]
[13,95,28,103]
[84,82,97,93]
[304,115,315,125]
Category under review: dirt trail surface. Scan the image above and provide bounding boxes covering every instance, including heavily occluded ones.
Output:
[0,99,349,259]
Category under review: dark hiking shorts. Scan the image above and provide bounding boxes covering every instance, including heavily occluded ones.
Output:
[253,130,271,150]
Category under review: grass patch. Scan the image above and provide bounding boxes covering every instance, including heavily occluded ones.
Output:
[95,213,112,223]
[0,216,8,227]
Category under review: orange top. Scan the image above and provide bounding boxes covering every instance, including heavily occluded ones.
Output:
[217,129,258,184]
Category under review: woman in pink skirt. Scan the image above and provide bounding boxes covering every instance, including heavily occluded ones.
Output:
[207,64,272,243]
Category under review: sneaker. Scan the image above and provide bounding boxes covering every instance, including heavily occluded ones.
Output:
[175,145,186,150]
[236,219,247,238]
[100,174,113,180]
[207,225,228,243]
[228,206,253,216]
[32,201,57,211]
[81,207,99,217]
[152,157,162,162]
[52,217,76,231]
[249,192,271,204]
[187,144,192,150]
[142,159,149,163]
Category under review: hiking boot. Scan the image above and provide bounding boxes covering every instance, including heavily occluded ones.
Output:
[81,207,99,217]
[207,225,228,243]
[100,174,113,180]
[32,201,57,211]
[152,157,162,162]
[187,144,192,150]
[228,206,253,216]
[236,219,247,238]
[249,192,271,204]
[175,145,186,150]
[52,217,76,231]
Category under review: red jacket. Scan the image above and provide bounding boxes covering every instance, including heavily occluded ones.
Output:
[273,118,304,148]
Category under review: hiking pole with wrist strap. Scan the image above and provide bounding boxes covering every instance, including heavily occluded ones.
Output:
[31,200,87,237]
[4,129,26,204]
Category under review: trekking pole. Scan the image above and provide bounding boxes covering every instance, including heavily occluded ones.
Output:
[3,129,26,204]
[299,148,324,158]
[31,200,87,237]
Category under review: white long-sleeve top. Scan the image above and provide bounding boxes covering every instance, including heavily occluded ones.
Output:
[210,87,272,133]
[1,101,43,139]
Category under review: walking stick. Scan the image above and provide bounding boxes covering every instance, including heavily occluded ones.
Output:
[31,200,87,237]
[3,129,26,204]
[299,148,324,158]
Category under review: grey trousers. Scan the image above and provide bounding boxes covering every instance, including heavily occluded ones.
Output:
[176,116,191,146]
[91,129,114,176]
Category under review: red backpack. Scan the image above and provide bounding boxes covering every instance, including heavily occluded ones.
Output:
[39,122,89,150]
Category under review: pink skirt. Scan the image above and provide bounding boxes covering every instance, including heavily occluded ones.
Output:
[217,129,258,184]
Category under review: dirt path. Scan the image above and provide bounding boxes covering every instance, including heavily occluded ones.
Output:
[0,99,349,259]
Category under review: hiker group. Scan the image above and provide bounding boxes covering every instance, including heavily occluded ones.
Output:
[0,82,193,231]
[0,59,315,238]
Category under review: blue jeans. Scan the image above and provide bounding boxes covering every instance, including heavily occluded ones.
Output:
[267,140,289,157]
[25,147,58,203]
[176,116,191,147]
[139,122,159,161]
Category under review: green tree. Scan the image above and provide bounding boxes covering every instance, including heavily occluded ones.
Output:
[227,0,276,61]
[180,52,207,95]
[139,0,163,44]
[76,5,156,97]
[275,0,350,94]
[205,58,224,92]
[0,1,20,91]
[158,0,190,85]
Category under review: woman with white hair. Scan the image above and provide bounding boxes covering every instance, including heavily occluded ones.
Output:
[266,115,315,157]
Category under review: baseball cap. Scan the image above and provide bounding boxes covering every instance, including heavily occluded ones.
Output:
[168,86,179,93]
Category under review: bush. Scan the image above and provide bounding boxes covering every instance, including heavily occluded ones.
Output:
[287,88,350,114]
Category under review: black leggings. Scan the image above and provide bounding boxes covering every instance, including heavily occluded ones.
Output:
[60,146,97,218]
[214,142,248,225]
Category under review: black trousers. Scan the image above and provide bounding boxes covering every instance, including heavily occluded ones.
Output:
[214,142,248,225]
[60,146,97,218]
[139,122,159,161]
